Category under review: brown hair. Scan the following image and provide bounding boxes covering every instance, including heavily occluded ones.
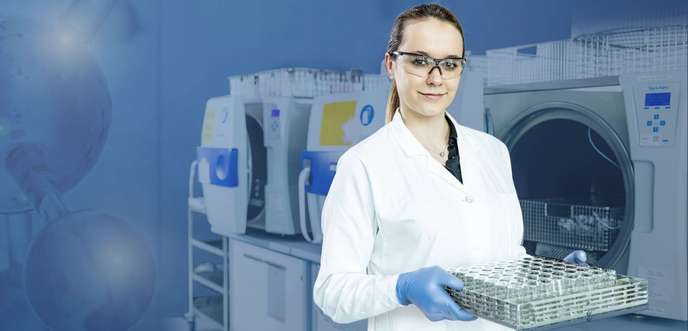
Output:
[385,3,465,123]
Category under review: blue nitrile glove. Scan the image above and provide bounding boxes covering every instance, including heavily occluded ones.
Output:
[563,250,588,266]
[395,266,476,322]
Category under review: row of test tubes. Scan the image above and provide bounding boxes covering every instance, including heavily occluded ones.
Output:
[450,256,618,304]
[228,67,391,98]
[481,24,687,86]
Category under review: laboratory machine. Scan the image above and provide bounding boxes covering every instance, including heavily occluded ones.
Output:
[483,71,687,320]
[197,93,311,236]
[197,68,382,236]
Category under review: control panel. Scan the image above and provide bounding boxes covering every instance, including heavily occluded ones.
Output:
[266,105,282,142]
[634,84,679,146]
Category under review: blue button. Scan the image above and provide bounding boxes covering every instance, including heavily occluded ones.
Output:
[660,120,666,126]
[652,127,659,132]
[663,139,669,142]
[646,121,653,126]
[653,114,660,119]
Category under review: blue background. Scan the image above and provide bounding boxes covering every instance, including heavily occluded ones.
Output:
[1,0,686,330]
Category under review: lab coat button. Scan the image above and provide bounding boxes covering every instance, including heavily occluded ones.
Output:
[464,196,474,203]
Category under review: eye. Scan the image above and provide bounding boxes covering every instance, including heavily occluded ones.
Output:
[441,60,459,71]
[410,56,430,66]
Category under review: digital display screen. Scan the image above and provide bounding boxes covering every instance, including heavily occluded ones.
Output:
[644,92,671,106]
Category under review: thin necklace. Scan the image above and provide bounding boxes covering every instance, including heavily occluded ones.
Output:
[400,109,449,161]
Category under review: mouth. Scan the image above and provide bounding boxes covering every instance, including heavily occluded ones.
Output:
[418,91,447,101]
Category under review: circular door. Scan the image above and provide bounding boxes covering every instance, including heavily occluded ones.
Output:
[246,113,267,224]
[500,102,634,268]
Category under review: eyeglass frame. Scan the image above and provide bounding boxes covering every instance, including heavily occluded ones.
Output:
[388,50,468,79]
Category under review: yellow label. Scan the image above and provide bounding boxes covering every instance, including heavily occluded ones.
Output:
[201,108,216,144]
[320,101,356,146]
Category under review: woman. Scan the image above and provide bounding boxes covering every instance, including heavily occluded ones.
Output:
[313,4,586,331]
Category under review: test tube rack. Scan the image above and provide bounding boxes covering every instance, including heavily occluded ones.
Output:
[446,255,648,330]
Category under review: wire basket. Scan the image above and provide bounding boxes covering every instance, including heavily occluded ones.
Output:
[447,255,648,330]
[228,68,389,98]
[574,24,688,77]
[520,199,624,252]
[484,24,687,86]
[486,40,581,86]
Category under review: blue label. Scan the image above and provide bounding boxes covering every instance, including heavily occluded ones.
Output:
[302,151,342,196]
[271,108,281,117]
[359,104,374,126]
[197,147,239,187]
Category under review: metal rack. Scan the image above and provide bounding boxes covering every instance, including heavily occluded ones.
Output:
[447,255,648,330]
[520,199,623,252]
[187,160,229,331]
[475,24,687,86]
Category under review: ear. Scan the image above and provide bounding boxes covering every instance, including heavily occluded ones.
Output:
[384,52,395,80]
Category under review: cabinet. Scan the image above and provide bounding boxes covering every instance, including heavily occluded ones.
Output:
[189,159,367,330]
[229,239,308,331]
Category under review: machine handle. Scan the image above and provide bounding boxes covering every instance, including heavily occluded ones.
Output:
[243,253,286,270]
[188,160,199,199]
[484,107,495,135]
[298,167,316,243]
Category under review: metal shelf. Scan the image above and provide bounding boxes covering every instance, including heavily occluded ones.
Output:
[188,160,229,331]
[193,270,224,294]
[193,296,224,330]
[189,197,206,214]
[192,239,224,257]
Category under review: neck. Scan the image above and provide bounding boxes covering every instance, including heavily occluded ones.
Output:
[399,106,449,149]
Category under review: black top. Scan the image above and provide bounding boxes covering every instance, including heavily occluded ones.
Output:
[444,116,463,183]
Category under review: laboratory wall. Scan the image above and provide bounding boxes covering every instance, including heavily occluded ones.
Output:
[0,1,686,331]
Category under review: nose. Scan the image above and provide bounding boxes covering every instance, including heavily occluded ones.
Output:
[426,66,443,85]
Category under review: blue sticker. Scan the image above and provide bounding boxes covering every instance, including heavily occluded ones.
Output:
[197,147,239,187]
[301,151,342,196]
[359,104,374,126]
[271,108,281,117]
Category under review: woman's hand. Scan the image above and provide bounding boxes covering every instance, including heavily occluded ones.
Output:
[395,266,476,322]
[563,250,588,266]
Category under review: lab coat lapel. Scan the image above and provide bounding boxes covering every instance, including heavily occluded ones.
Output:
[425,153,467,194]
[389,110,427,158]
[389,110,470,194]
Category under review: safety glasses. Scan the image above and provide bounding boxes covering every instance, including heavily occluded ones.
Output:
[389,51,467,80]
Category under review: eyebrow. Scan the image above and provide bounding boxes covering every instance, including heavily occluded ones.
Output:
[413,50,463,59]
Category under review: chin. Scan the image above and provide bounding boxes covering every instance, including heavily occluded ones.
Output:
[413,102,447,117]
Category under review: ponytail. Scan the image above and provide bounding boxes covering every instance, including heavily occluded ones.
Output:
[385,83,400,123]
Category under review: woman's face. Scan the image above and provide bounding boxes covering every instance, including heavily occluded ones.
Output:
[385,18,464,118]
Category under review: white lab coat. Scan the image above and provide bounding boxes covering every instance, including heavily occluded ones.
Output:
[313,110,526,331]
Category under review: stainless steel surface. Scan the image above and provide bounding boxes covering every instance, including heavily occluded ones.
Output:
[447,255,649,330]
[521,199,623,252]
[485,76,620,95]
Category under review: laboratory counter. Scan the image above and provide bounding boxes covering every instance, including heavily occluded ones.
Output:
[225,228,323,263]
